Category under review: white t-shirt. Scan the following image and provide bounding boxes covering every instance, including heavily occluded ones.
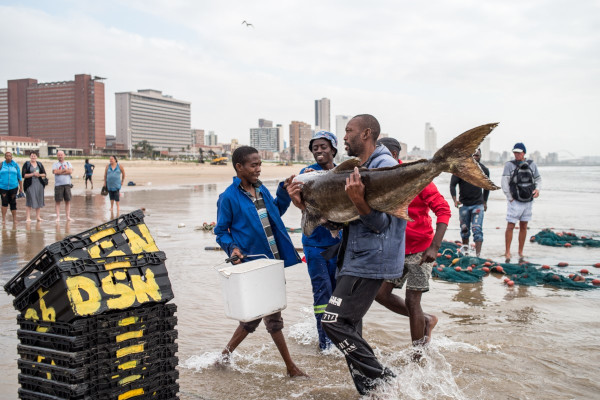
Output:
[52,161,72,186]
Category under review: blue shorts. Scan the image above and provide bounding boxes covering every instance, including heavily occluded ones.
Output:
[108,190,120,202]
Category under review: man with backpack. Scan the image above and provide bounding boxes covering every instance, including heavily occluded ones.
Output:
[501,142,542,262]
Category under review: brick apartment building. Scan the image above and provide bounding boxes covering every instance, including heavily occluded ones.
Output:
[1,74,106,155]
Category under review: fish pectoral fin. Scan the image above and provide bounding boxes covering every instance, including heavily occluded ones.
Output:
[386,205,413,222]
[301,210,325,236]
[333,158,362,173]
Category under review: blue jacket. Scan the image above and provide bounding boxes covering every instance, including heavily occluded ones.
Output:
[300,163,342,248]
[0,160,22,190]
[215,177,301,267]
[339,145,407,279]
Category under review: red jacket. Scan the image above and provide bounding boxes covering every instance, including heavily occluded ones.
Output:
[400,161,451,254]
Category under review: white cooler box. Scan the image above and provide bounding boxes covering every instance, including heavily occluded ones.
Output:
[217,258,287,322]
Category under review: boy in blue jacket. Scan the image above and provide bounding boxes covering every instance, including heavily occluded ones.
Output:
[214,146,306,377]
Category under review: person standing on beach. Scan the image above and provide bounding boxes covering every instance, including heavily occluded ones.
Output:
[84,159,95,190]
[214,146,307,378]
[22,152,47,222]
[52,150,73,222]
[450,148,489,257]
[374,137,449,357]
[320,115,406,395]
[104,156,125,216]
[0,151,24,225]
[287,131,341,351]
[501,142,542,262]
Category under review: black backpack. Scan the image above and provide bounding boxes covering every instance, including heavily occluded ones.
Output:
[509,160,535,202]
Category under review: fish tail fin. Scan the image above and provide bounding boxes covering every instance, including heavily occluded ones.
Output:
[432,122,500,190]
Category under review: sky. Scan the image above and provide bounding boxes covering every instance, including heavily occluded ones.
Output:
[1,0,599,158]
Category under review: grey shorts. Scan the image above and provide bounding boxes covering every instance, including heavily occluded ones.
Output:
[54,184,72,202]
[240,311,284,334]
[385,251,433,292]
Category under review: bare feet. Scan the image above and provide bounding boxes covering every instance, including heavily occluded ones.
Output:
[55,218,60,222]
[67,217,74,221]
[37,218,44,221]
[26,219,31,223]
[424,314,438,344]
[287,365,309,378]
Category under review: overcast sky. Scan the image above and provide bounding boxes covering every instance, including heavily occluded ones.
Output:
[1,0,599,158]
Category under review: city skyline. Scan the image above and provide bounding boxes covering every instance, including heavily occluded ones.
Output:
[1,2,598,159]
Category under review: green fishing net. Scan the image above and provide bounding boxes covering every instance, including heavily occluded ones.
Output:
[530,229,600,247]
[431,241,599,290]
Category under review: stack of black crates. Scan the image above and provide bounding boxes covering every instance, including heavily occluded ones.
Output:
[4,210,179,400]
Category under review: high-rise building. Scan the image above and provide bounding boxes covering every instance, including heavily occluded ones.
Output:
[258,118,273,128]
[192,129,205,146]
[424,122,437,154]
[315,98,331,131]
[250,126,279,152]
[335,115,351,137]
[206,131,218,146]
[289,121,312,161]
[276,124,284,152]
[4,74,105,154]
[0,88,8,135]
[116,89,191,153]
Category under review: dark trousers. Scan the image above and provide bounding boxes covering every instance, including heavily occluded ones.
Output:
[322,275,386,395]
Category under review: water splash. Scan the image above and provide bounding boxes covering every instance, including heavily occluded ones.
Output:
[370,337,474,400]
[287,307,319,346]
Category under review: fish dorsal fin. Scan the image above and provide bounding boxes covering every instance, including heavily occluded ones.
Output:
[333,158,362,173]
[385,205,413,222]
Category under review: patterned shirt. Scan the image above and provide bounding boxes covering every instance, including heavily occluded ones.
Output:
[239,181,280,260]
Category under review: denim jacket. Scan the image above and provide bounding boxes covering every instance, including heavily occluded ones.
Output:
[215,177,301,267]
[339,145,406,279]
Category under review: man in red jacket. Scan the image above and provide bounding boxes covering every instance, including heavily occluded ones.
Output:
[374,138,450,355]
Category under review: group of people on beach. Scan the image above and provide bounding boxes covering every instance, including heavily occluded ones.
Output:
[0,150,126,225]
[212,114,542,395]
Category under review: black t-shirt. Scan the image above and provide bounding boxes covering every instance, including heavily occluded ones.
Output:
[449,162,490,206]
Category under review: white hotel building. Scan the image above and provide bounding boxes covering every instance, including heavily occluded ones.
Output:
[115,89,191,153]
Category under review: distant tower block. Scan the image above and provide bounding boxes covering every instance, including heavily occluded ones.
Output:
[315,98,331,132]
[424,122,437,154]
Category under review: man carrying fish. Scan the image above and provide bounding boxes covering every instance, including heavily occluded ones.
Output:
[287,118,499,394]
[290,114,406,394]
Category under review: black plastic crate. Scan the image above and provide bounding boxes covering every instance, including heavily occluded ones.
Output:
[17,358,90,384]
[13,252,174,322]
[5,210,150,298]
[17,316,177,352]
[18,341,178,371]
[19,374,89,398]
[17,302,177,336]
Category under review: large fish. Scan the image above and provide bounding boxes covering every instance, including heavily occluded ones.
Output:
[294,122,500,236]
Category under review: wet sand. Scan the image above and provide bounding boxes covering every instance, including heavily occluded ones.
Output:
[1,164,599,399]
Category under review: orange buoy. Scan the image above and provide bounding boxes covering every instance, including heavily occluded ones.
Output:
[541,265,550,270]
[593,263,600,268]
[484,261,492,267]
[552,275,561,281]
[573,275,586,282]
[592,279,600,286]
[452,258,459,265]
[568,274,575,279]
[564,243,572,248]
[454,266,462,272]
[530,236,536,242]
[467,266,473,272]
[437,253,442,258]
[495,266,505,273]
[432,262,437,267]
[558,262,569,267]
[580,269,590,274]
[496,226,500,229]
[503,277,510,283]
[445,254,452,259]
[482,267,490,273]
[437,267,443,272]
[507,280,515,287]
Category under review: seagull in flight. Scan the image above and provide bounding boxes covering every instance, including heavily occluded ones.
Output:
[241,20,254,28]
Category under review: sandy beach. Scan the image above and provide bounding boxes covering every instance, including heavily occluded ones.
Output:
[21,157,301,190]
